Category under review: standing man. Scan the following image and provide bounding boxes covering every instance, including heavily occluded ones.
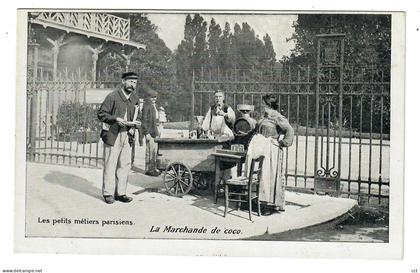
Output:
[201,90,236,138]
[141,88,161,176]
[97,72,141,204]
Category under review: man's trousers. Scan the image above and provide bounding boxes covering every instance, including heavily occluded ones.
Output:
[102,131,131,197]
[145,137,157,172]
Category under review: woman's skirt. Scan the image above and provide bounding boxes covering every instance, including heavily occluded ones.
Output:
[259,138,285,210]
[246,135,286,210]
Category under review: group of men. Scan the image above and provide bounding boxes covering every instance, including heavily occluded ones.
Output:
[98,71,235,204]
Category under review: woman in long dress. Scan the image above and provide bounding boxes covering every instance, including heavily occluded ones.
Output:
[247,94,294,214]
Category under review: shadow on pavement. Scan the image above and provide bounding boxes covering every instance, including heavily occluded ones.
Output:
[131,165,146,174]
[189,194,256,221]
[128,172,165,195]
[44,171,102,201]
[189,195,225,218]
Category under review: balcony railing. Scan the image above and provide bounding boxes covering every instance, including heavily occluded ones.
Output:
[30,12,145,49]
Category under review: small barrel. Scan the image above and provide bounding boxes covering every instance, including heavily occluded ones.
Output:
[233,116,256,136]
[233,116,256,149]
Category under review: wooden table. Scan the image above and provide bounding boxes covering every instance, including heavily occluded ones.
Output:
[212,149,247,203]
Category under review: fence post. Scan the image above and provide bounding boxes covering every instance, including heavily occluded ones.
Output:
[314,37,321,186]
[189,70,195,131]
[29,42,39,161]
[337,36,345,188]
[314,33,346,195]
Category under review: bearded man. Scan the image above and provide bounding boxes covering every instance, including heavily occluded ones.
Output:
[97,72,141,204]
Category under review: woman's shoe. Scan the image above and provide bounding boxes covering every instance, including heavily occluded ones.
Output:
[262,210,274,216]
[273,206,285,213]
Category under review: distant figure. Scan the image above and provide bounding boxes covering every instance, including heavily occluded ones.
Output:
[158,105,167,135]
[201,90,235,138]
[140,88,161,176]
[136,98,144,146]
[97,72,141,204]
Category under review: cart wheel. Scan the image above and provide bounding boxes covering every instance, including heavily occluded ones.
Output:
[163,162,193,197]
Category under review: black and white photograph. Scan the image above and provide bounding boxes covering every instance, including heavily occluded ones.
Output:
[13,9,405,258]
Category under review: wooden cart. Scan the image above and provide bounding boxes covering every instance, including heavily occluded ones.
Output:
[155,137,232,197]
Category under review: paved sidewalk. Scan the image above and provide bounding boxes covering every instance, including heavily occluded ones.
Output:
[25,162,357,240]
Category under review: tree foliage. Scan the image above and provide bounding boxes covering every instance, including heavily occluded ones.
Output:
[175,14,278,72]
[283,14,391,134]
[57,102,101,134]
[208,18,222,68]
[97,14,182,120]
[173,14,279,120]
[286,14,391,67]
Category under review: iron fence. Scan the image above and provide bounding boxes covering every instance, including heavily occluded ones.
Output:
[192,64,390,205]
[26,63,391,205]
[26,80,120,168]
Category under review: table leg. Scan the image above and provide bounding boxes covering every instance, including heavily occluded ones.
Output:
[214,157,220,204]
[237,159,243,177]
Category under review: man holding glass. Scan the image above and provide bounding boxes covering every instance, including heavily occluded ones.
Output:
[97,72,141,204]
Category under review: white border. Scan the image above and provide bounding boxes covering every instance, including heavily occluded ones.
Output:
[4,0,420,271]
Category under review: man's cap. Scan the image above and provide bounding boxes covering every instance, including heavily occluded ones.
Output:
[121,72,138,80]
[237,104,254,112]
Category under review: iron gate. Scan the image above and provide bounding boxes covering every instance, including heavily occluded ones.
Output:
[314,34,346,194]
[26,79,120,168]
[192,34,390,205]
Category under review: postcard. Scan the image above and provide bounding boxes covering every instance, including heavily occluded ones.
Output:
[14,9,405,258]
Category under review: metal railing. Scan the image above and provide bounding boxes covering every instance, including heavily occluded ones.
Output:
[27,80,120,168]
[192,65,390,205]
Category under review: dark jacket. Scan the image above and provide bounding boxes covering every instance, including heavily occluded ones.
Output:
[141,100,160,138]
[97,89,140,146]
